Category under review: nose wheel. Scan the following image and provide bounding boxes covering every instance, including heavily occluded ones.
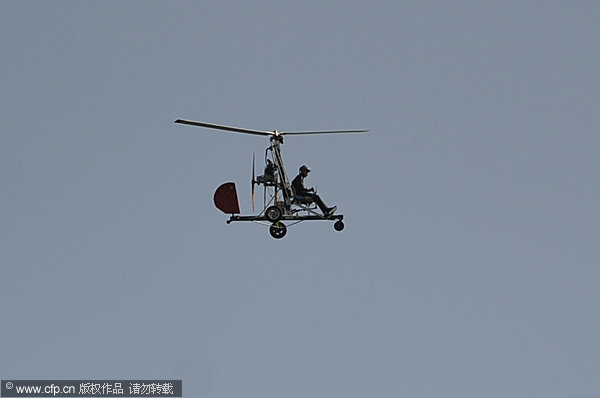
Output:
[269,222,287,239]
[334,220,345,231]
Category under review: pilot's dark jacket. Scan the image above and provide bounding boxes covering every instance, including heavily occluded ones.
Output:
[291,174,310,196]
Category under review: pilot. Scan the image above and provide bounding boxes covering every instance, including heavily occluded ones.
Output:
[291,165,337,216]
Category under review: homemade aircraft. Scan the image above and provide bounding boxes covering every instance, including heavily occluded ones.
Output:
[175,119,369,239]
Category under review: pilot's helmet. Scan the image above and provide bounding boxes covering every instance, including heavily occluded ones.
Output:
[299,165,311,173]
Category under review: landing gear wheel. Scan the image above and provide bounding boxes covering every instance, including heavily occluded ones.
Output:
[265,205,283,222]
[269,222,287,239]
[334,220,345,231]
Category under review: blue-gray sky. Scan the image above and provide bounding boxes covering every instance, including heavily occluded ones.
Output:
[1,1,599,397]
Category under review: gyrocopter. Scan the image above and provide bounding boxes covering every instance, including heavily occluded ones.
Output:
[175,119,369,239]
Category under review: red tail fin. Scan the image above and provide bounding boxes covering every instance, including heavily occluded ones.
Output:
[213,182,241,214]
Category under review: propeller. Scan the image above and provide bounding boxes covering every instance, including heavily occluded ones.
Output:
[175,119,370,136]
[251,152,256,213]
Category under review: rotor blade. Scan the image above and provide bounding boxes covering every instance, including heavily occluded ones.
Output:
[282,129,370,135]
[251,152,256,213]
[175,119,273,136]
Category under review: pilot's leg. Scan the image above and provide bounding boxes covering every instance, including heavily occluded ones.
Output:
[306,193,328,213]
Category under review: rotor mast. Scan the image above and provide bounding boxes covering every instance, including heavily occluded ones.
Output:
[268,135,293,207]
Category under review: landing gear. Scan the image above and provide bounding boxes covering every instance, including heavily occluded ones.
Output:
[269,222,287,239]
[334,220,345,232]
[265,205,283,222]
